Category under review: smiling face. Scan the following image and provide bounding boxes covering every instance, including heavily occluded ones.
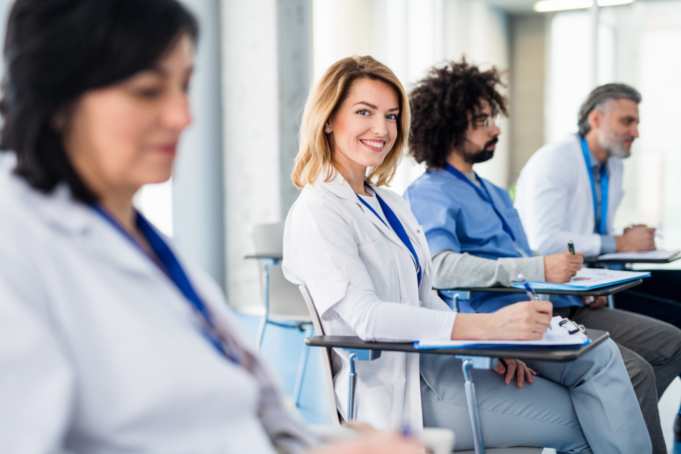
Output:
[327,77,400,179]
[62,34,194,199]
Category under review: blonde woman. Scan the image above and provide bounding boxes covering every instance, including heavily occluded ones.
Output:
[282,56,650,453]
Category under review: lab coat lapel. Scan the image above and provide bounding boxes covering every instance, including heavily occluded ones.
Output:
[89,217,165,278]
[31,183,163,278]
[322,172,410,254]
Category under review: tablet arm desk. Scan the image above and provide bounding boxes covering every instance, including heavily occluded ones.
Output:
[437,279,643,312]
[306,331,609,454]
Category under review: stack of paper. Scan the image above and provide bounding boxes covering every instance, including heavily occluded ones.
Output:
[414,317,589,349]
[596,250,680,261]
[511,267,649,291]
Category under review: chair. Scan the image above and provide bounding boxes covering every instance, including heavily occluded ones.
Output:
[299,284,542,454]
[249,222,312,406]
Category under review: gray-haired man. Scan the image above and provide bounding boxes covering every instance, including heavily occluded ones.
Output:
[516,83,650,257]
[516,83,681,445]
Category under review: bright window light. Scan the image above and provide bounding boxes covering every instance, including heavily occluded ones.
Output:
[534,0,634,12]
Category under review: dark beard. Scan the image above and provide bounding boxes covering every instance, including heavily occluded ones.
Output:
[463,138,498,164]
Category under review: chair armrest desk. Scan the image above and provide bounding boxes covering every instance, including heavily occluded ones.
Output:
[306,330,609,454]
[584,251,681,266]
[436,279,643,312]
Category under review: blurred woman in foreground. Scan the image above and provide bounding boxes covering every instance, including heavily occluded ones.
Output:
[0,1,422,453]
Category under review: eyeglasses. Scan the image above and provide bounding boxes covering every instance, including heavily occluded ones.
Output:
[472,114,501,133]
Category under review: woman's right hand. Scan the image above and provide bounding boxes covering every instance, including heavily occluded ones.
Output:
[452,301,553,341]
[309,432,425,454]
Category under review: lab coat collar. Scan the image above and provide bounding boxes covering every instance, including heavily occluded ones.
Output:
[316,169,416,260]
[317,168,358,202]
[12,174,162,278]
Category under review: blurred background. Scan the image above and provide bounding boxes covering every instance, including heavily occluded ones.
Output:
[132,0,681,309]
[1,0,680,450]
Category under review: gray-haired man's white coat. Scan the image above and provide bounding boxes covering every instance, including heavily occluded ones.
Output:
[515,133,624,257]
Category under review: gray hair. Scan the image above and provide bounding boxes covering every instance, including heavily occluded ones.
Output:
[578,83,641,136]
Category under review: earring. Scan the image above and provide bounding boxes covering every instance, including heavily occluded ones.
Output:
[325,127,331,133]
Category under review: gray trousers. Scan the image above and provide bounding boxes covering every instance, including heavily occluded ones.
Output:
[421,339,651,454]
[559,306,681,454]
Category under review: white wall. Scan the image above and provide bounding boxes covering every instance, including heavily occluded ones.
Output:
[221,0,281,311]
[545,9,616,144]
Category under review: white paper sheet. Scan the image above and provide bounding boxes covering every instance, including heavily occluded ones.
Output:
[416,317,589,349]
[597,250,680,261]
[511,267,650,291]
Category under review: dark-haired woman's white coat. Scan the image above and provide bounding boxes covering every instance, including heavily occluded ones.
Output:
[0,159,317,454]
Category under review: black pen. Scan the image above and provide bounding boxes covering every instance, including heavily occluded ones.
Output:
[568,240,575,255]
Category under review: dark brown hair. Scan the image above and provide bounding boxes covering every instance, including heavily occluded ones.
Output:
[1,0,198,203]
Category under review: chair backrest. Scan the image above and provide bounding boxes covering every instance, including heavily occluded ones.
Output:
[251,222,284,256]
[299,284,342,426]
[250,223,310,321]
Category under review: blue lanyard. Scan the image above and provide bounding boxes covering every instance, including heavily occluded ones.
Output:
[356,187,422,287]
[444,164,516,242]
[579,137,609,235]
[92,205,239,364]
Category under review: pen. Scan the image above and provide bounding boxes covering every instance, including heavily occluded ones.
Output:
[568,240,575,255]
[517,274,551,330]
[517,273,537,300]
[400,425,412,439]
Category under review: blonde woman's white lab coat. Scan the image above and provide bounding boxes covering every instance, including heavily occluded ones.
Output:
[0,159,315,454]
[514,134,624,257]
[282,172,457,431]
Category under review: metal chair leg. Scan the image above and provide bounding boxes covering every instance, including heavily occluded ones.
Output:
[462,359,485,454]
[256,260,274,350]
[256,317,268,351]
[294,326,312,406]
[348,352,357,420]
[607,294,615,309]
[457,356,497,454]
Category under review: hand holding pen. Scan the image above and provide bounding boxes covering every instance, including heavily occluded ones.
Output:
[517,274,551,330]
[544,250,582,283]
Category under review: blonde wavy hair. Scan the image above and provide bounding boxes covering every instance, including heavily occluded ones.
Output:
[292,56,411,188]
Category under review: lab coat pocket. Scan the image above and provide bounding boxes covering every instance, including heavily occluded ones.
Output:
[357,240,400,303]
[357,384,394,428]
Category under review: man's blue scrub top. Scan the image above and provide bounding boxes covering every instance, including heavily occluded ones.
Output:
[404,168,582,313]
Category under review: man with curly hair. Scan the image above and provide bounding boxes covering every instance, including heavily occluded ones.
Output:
[403,60,681,454]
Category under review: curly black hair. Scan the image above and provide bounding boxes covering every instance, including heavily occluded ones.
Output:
[409,59,508,169]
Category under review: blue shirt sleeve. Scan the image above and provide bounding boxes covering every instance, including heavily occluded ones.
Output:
[600,235,617,254]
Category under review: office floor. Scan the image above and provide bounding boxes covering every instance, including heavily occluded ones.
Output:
[236,313,681,453]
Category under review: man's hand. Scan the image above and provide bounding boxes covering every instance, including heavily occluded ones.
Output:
[616,225,656,252]
[583,295,608,309]
[544,252,583,283]
[452,301,553,341]
[494,358,537,388]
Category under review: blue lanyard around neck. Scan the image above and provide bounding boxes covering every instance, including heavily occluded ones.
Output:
[444,164,516,242]
[356,186,422,287]
[579,137,609,235]
[92,205,239,364]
